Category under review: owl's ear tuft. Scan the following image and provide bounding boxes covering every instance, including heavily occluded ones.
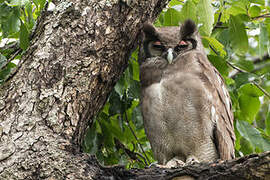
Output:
[142,23,158,40]
[180,19,197,38]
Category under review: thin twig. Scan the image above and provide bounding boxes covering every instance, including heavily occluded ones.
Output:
[226,61,247,73]
[253,82,270,99]
[252,53,270,64]
[213,25,228,29]
[225,60,270,99]
[213,1,226,30]
[213,13,223,30]
[252,13,270,20]
[0,49,22,71]
[123,93,150,166]
[209,44,219,56]
[123,111,150,166]
[251,62,270,73]
[114,138,145,165]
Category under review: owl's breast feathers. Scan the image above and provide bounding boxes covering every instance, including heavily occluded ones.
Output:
[139,57,168,88]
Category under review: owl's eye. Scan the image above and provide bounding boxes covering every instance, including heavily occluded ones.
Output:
[152,41,165,49]
[179,40,188,46]
[174,40,189,52]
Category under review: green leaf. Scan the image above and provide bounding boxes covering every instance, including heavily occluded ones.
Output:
[114,76,125,98]
[237,120,270,152]
[0,54,7,67]
[234,127,241,151]
[266,105,270,136]
[163,8,181,26]
[132,105,143,130]
[239,83,264,97]
[25,2,34,29]
[259,23,269,59]
[197,0,214,36]
[19,20,29,50]
[38,0,47,9]
[7,0,29,6]
[0,62,16,82]
[203,36,226,57]
[266,18,270,39]
[228,15,248,55]
[216,29,230,48]
[110,115,125,142]
[239,93,260,123]
[169,0,182,6]
[124,62,133,88]
[248,5,261,18]
[249,0,265,5]
[109,90,124,116]
[207,55,229,76]
[98,115,114,148]
[155,12,164,26]
[180,0,196,23]
[1,9,21,37]
[127,80,140,99]
[234,72,253,88]
[83,122,98,154]
[130,50,140,81]
[227,1,248,16]
[240,137,254,155]
[235,59,254,72]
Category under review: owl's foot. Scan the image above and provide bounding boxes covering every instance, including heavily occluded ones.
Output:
[149,158,185,168]
[186,156,200,165]
[166,158,185,168]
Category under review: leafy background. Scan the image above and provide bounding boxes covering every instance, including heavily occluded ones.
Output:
[1,0,270,169]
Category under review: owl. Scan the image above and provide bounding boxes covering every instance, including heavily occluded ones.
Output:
[139,20,235,167]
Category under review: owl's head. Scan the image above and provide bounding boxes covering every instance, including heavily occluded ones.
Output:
[141,19,202,64]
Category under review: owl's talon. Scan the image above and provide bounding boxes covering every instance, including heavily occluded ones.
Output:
[186,156,200,165]
[165,158,185,168]
[148,163,169,168]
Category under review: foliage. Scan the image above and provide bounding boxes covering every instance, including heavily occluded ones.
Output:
[0,0,46,83]
[1,0,270,169]
[85,0,270,168]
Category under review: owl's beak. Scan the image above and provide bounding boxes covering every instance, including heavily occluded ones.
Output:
[167,48,173,64]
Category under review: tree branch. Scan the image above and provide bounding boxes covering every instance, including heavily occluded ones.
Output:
[252,13,270,20]
[252,53,270,64]
[97,151,270,180]
[253,82,270,99]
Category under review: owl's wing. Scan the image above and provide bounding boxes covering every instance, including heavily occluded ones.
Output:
[196,52,235,160]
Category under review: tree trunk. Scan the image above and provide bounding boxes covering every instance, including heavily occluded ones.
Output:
[0,0,168,179]
[0,0,269,179]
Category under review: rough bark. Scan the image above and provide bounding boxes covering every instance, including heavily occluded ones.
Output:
[0,0,169,179]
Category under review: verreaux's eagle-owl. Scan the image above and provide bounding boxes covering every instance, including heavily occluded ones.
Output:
[139,20,235,166]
